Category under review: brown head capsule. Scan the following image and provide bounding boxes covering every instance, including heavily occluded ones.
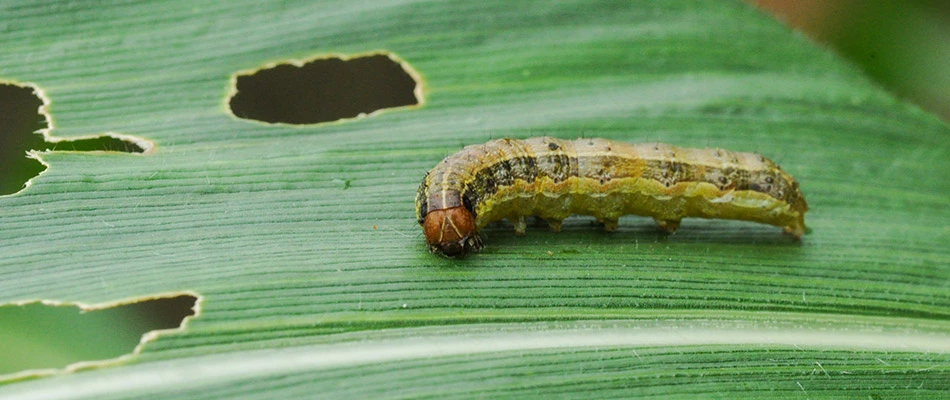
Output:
[416,185,484,257]
[421,206,483,257]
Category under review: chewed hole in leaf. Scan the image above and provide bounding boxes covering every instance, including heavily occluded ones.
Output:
[0,293,198,381]
[45,136,147,153]
[0,82,152,196]
[227,52,423,125]
[0,83,47,196]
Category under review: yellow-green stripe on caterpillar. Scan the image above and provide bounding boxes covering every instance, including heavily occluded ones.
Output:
[416,137,808,257]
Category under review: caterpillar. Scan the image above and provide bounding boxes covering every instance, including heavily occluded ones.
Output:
[416,137,807,257]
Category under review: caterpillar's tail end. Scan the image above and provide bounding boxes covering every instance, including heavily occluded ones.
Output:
[783,222,806,239]
[422,207,483,257]
[781,212,807,238]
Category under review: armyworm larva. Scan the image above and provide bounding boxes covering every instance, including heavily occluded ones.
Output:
[416,137,807,257]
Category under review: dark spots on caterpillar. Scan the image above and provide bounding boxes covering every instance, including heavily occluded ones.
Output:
[416,198,428,223]
[596,169,609,185]
[736,171,757,191]
[568,156,579,175]
[228,52,422,125]
[415,178,429,212]
[507,155,538,183]
[494,159,515,186]
[524,155,538,176]
[718,176,729,185]
[547,142,560,151]
[469,167,498,200]
[547,153,573,183]
[747,172,786,198]
[642,159,670,186]
[656,164,674,187]
[462,193,477,215]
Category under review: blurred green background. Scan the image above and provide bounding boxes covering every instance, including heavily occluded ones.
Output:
[0,0,947,379]
[750,0,949,121]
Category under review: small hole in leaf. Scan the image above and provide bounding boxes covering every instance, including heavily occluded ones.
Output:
[0,293,198,380]
[228,52,422,125]
[0,82,152,196]
[45,136,147,153]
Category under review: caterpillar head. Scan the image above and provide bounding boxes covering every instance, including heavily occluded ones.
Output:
[421,207,483,257]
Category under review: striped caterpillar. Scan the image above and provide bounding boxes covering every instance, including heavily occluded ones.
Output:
[416,137,807,257]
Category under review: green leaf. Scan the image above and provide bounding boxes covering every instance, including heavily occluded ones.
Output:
[1,0,948,398]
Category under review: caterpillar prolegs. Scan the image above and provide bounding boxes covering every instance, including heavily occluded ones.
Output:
[416,137,808,257]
